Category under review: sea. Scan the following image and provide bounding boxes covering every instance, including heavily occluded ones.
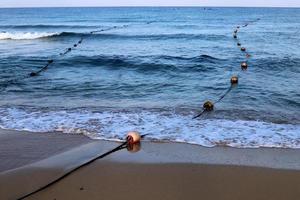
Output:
[0,7,299,148]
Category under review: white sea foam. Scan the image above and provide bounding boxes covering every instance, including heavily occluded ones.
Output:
[0,107,299,148]
[0,32,60,40]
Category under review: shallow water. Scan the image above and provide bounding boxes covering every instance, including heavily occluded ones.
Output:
[0,7,299,148]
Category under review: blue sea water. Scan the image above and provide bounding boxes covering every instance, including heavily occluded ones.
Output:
[0,7,299,148]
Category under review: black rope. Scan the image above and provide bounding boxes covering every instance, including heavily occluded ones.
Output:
[192,109,206,119]
[215,86,233,104]
[17,134,148,200]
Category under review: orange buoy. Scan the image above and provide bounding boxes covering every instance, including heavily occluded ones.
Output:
[241,47,246,52]
[127,142,141,153]
[126,131,141,145]
[203,101,214,111]
[231,76,238,85]
[241,62,248,70]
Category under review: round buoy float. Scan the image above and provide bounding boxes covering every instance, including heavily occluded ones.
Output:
[74,44,77,47]
[241,62,248,70]
[126,131,141,145]
[127,142,141,153]
[241,47,246,52]
[237,26,240,29]
[203,101,214,111]
[29,72,37,77]
[233,34,237,39]
[68,48,72,51]
[231,76,238,85]
[237,42,241,46]
[48,60,53,64]
[234,30,238,34]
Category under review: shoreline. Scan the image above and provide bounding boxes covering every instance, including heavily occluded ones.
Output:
[1,129,299,200]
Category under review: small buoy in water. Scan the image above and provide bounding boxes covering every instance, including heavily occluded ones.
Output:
[233,34,237,39]
[74,44,77,47]
[237,26,240,29]
[127,142,141,153]
[68,48,72,51]
[203,101,214,111]
[48,60,53,64]
[126,131,141,145]
[234,30,238,34]
[231,76,238,85]
[237,42,241,46]
[241,62,248,70]
[30,72,37,77]
[246,53,251,58]
[241,47,246,52]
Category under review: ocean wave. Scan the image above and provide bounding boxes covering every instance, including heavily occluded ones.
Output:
[0,31,227,41]
[0,107,299,148]
[0,31,60,40]
[0,24,100,29]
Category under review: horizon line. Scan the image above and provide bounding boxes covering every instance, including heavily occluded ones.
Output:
[0,5,300,9]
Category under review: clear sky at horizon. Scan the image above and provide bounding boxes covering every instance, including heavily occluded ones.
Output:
[0,0,300,8]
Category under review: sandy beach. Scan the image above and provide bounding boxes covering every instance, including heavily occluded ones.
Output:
[0,129,299,200]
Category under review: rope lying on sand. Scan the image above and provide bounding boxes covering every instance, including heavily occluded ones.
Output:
[17,132,148,200]
[193,18,261,119]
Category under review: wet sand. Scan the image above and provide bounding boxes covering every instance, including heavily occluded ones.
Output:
[0,129,299,200]
[0,129,93,173]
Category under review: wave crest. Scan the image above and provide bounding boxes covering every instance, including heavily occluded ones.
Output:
[0,31,60,40]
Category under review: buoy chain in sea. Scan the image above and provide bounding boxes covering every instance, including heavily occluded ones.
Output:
[29,24,129,77]
[1,23,146,89]
[193,18,260,119]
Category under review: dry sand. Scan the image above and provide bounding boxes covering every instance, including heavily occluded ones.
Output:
[0,129,299,200]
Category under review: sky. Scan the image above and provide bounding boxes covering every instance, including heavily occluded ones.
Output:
[0,0,300,8]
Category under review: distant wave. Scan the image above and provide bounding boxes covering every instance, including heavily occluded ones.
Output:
[0,32,60,40]
[0,24,100,29]
[0,31,227,40]
[54,32,227,40]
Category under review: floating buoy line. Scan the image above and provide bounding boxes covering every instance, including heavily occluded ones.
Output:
[5,19,262,199]
[0,24,136,89]
[193,18,261,119]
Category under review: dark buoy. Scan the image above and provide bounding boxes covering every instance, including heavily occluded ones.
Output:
[233,34,237,39]
[74,44,77,47]
[241,47,246,52]
[231,76,238,85]
[237,26,240,29]
[68,48,72,51]
[237,42,241,46]
[48,60,53,64]
[203,101,214,111]
[241,62,248,70]
[30,72,37,77]
[234,30,238,34]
